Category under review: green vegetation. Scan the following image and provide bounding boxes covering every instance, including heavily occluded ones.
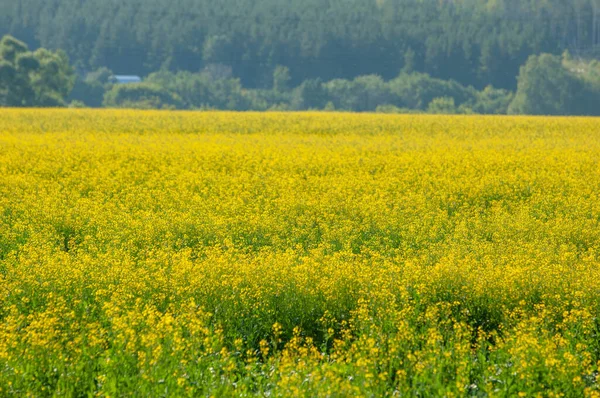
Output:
[509,53,600,116]
[3,0,600,90]
[0,36,74,107]
[1,0,600,114]
[70,62,600,115]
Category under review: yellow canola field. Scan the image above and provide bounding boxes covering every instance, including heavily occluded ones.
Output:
[1,110,600,396]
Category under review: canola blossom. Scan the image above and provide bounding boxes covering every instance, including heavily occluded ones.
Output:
[1,110,600,396]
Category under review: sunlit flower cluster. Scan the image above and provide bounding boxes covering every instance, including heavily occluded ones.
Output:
[1,110,600,395]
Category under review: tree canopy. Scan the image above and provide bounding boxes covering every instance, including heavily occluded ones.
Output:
[2,0,600,90]
[0,35,74,106]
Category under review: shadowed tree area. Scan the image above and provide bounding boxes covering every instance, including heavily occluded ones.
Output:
[0,35,74,107]
[2,0,600,114]
[2,0,600,90]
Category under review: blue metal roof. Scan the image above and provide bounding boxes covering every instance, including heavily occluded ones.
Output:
[112,75,142,84]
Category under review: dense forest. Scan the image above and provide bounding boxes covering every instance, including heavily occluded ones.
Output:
[2,0,600,89]
[2,0,600,114]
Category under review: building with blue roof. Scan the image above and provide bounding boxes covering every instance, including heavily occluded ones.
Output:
[111,75,142,84]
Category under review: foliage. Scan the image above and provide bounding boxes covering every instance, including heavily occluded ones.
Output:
[3,0,600,90]
[273,65,291,93]
[291,78,328,110]
[467,85,514,115]
[375,104,420,114]
[509,53,600,116]
[102,82,183,109]
[0,35,74,107]
[132,70,513,113]
[69,67,114,108]
[389,72,476,110]
[2,111,600,395]
[4,30,600,115]
[144,70,253,110]
[427,97,458,114]
[324,75,393,112]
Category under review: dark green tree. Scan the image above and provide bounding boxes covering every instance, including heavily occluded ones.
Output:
[273,65,291,93]
[31,48,75,106]
[508,54,594,115]
[103,82,183,109]
[389,72,475,110]
[0,35,37,106]
[291,78,328,110]
[4,0,599,90]
[69,67,114,107]
[468,86,513,115]
[0,35,74,107]
[427,97,457,114]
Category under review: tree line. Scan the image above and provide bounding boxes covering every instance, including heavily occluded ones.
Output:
[69,53,599,116]
[3,0,600,91]
[0,7,600,115]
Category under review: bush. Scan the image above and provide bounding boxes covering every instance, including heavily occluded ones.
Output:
[375,104,420,114]
[468,86,513,115]
[103,83,183,109]
[69,67,114,107]
[291,79,328,110]
[146,70,253,110]
[68,100,86,108]
[0,35,74,107]
[508,54,600,116]
[427,97,458,114]
[324,75,393,112]
[389,72,476,110]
